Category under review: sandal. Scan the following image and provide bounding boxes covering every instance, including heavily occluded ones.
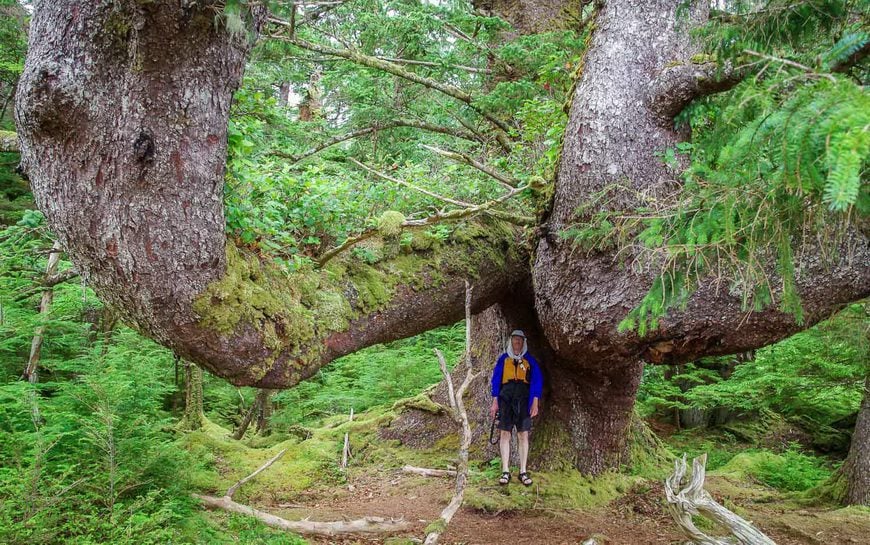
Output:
[519,472,533,486]
[498,471,511,485]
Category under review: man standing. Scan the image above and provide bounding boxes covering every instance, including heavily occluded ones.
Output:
[489,330,543,486]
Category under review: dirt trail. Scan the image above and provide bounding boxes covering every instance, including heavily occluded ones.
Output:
[262,470,869,544]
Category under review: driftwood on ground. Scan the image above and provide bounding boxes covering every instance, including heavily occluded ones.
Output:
[664,453,777,545]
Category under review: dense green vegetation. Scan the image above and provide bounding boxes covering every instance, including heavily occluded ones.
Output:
[1,0,868,543]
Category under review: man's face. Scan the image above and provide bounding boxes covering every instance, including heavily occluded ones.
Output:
[511,335,524,353]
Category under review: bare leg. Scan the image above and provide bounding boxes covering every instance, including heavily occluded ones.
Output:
[499,430,512,473]
[518,431,529,473]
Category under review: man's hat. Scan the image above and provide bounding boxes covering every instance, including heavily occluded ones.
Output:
[510,329,526,338]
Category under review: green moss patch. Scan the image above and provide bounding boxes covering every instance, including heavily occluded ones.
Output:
[464,467,640,513]
[192,218,518,382]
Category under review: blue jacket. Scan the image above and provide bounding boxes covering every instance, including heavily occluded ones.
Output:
[491,352,543,410]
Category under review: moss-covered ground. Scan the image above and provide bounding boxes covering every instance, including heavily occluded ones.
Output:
[181,394,870,545]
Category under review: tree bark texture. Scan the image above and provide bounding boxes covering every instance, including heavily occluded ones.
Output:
[15,0,527,389]
[843,375,870,505]
[473,0,584,35]
[533,0,869,368]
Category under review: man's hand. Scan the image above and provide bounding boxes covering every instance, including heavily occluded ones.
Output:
[490,397,498,419]
[530,398,539,418]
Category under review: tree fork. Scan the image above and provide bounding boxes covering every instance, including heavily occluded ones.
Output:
[15,0,528,389]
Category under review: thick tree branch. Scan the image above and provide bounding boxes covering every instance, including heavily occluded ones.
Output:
[15,1,529,390]
[648,60,747,120]
[270,120,481,163]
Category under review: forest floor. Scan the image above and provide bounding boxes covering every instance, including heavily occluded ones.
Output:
[261,469,869,545]
[188,410,870,545]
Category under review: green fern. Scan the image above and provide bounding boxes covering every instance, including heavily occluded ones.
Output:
[822,31,870,70]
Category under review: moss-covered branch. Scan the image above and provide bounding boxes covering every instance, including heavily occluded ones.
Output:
[189,217,528,388]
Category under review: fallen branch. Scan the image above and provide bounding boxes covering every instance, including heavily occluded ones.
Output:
[402,465,457,478]
[225,448,288,498]
[194,442,408,536]
[423,281,476,545]
[664,453,777,545]
[193,494,409,536]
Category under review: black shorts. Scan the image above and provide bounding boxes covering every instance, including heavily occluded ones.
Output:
[497,381,532,433]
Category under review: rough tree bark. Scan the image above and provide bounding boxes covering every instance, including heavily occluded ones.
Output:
[15,0,527,389]
[530,0,870,473]
[14,0,870,477]
[842,375,870,505]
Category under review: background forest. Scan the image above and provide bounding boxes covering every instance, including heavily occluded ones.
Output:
[0,0,868,543]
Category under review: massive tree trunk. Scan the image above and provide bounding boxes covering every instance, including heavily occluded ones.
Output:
[528,0,870,471]
[15,0,528,389]
[843,375,870,505]
[14,0,870,476]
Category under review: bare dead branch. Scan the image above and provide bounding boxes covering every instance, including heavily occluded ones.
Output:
[421,144,519,189]
[225,448,288,498]
[265,22,514,138]
[424,281,475,545]
[270,120,480,163]
[402,465,457,478]
[193,493,410,536]
[340,407,353,469]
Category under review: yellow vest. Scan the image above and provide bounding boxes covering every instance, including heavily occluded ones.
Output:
[501,357,530,385]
